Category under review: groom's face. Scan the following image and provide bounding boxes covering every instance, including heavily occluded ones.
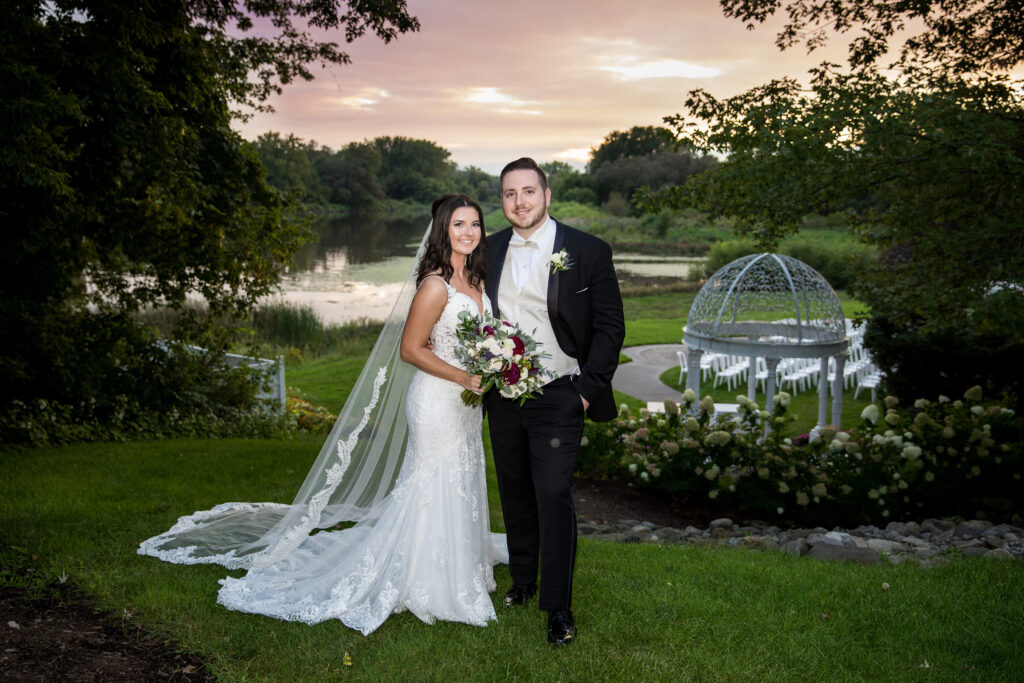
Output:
[501,169,551,234]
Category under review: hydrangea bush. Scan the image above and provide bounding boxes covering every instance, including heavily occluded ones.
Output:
[579,386,1022,524]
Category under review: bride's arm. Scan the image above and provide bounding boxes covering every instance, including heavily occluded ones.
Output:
[399,278,483,394]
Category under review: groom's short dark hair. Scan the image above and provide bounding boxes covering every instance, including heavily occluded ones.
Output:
[500,157,548,192]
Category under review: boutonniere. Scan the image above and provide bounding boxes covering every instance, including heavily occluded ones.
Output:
[549,248,572,274]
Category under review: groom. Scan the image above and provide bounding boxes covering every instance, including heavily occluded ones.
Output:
[484,157,625,645]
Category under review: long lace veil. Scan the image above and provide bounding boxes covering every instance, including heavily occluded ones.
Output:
[138,223,433,569]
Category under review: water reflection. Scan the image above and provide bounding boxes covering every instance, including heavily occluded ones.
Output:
[287,212,429,274]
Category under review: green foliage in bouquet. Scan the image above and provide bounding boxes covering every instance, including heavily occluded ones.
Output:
[580,386,1022,525]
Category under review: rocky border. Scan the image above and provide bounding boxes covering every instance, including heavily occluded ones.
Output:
[578,517,1023,565]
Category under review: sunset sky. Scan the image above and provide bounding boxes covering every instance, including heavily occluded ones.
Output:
[236,1,858,173]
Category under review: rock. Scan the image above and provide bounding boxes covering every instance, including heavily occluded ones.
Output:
[617,519,642,528]
[785,528,813,540]
[986,548,1015,560]
[885,521,910,536]
[630,524,651,533]
[639,521,657,529]
[866,538,908,554]
[900,536,932,549]
[682,526,703,537]
[741,535,778,550]
[807,544,881,564]
[807,531,852,546]
[953,520,993,539]
[961,546,989,558]
[709,518,733,539]
[782,538,809,557]
[984,537,1005,549]
[1005,533,1020,544]
[921,518,955,533]
[883,521,921,540]
[915,547,937,559]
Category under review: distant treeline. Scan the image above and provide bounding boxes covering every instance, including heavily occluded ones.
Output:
[250,126,717,213]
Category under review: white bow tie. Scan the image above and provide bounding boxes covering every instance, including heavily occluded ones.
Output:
[509,240,539,249]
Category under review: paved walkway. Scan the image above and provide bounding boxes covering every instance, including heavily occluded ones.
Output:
[613,344,684,403]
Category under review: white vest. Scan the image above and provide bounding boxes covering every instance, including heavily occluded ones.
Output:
[497,247,577,379]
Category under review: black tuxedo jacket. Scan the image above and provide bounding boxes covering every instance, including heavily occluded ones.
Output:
[485,219,625,422]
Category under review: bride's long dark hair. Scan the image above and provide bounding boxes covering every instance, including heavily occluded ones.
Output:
[416,193,488,288]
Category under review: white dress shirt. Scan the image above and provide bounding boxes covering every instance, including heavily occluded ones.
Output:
[507,216,555,292]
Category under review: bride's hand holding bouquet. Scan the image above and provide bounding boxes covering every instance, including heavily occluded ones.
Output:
[454,310,554,407]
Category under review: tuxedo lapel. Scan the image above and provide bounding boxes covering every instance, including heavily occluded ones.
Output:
[488,230,512,317]
[546,221,565,335]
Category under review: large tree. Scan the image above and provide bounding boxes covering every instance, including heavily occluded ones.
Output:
[644,0,1024,404]
[0,1,418,433]
[372,136,455,202]
[587,125,673,174]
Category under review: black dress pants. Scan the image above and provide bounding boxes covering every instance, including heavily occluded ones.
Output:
[486,376,585,611]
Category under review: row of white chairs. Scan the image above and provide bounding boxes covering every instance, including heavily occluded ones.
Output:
[676,340,883,400]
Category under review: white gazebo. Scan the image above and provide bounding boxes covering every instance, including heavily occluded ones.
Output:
[683,253,849,431]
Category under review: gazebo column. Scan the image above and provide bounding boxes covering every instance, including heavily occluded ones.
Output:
[815,356,829,431]
[685,347,703,414]
[747,355,757,402]
[831,353,847,429]
[763,357,780,434]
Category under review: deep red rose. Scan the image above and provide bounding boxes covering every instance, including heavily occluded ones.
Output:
[502,363,521,385]
[483,325,496,336]
[511,336,525,355]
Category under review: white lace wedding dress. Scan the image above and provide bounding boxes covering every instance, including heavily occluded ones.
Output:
[210,281,506,635]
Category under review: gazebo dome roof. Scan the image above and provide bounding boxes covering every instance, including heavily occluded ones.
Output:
[685,253,846,357]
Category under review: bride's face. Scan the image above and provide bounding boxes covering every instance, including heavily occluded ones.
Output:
[448,207,482,257]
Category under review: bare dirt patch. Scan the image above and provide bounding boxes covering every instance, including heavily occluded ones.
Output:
[1,585,212,682]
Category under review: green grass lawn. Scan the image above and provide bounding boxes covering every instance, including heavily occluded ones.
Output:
[8,289,1019,681]
[2,440,1022,681]
[622,289,868,348]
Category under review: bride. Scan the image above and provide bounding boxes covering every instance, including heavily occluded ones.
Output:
[139,194,508,635]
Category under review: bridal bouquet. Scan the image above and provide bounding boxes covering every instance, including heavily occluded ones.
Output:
[454,310,554,407]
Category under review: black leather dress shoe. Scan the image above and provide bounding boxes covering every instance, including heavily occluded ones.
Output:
[503,582,537,607]
[547,608,576,645]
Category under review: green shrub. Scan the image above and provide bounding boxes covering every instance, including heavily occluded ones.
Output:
[580,386,1022,525]
[864,290,1024,414]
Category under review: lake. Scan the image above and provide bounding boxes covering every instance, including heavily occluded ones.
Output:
[267,213,705,325]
